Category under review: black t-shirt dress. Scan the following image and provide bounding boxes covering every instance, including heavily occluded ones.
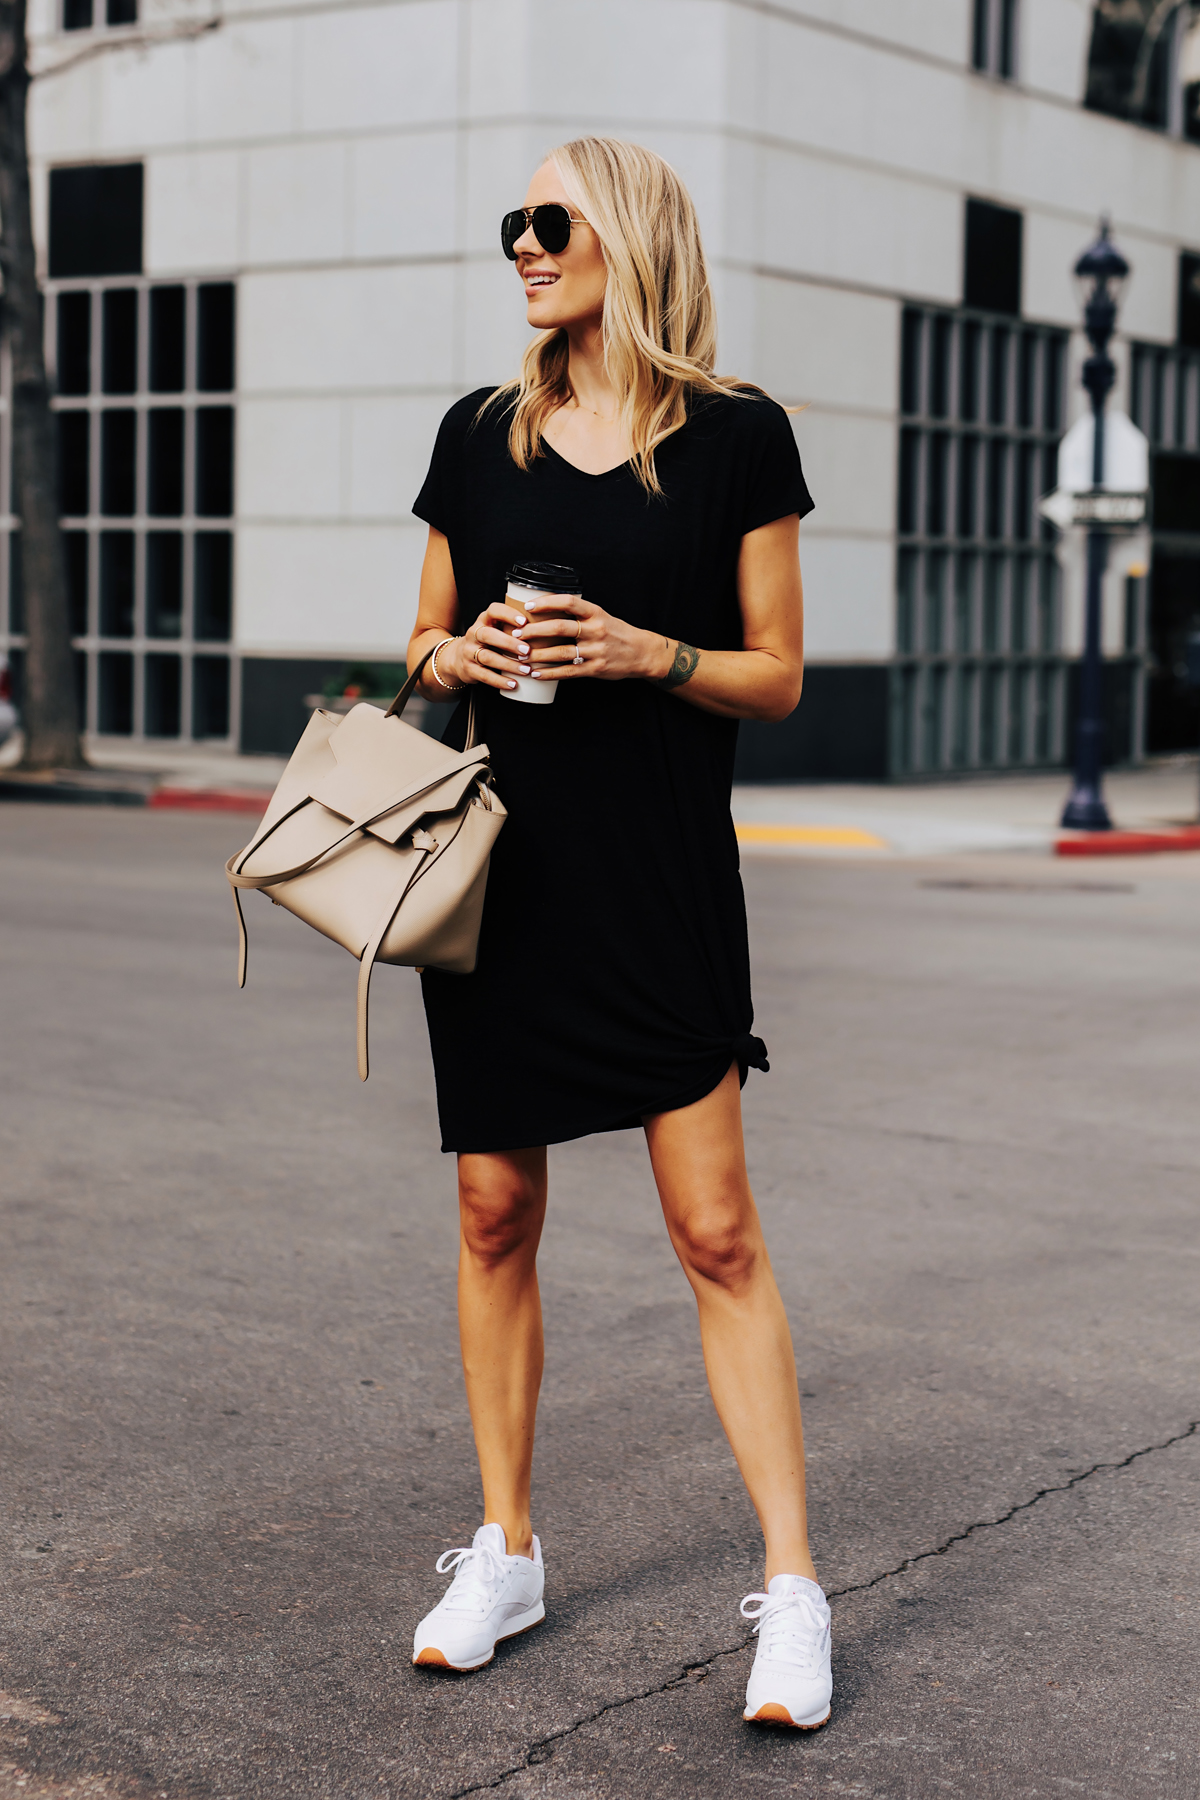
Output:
[412,385,813,1154]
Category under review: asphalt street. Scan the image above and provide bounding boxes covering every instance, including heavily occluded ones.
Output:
[1,803,1198,1800]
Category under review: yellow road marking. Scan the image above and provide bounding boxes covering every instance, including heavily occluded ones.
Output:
[734,823,889,849]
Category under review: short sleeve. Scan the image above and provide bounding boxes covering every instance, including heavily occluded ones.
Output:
[738,398,814,536]
[412,389,495,536]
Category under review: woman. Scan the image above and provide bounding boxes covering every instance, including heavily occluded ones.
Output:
[405,137,831,1731]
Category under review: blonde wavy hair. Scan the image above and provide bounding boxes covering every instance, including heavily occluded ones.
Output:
[484,136,752,495]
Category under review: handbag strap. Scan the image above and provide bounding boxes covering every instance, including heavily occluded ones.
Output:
[354,802,472,1080]
[386,641,478,748]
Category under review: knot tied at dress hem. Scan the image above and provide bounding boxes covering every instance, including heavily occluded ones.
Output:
[733,1033,770,1075]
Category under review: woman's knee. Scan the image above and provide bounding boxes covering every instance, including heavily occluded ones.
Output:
[458,1155,545,1266]
[674,1201,760,1293]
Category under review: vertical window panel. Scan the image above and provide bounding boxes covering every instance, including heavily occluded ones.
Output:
[98,650,134,734]
[146,532,183,638]
[65,530,89,635]
[195,406,234,516]
[100,409,136,515]
[99,531,135,637]
[926,432,949,537]
[57,292,91,395]
[197,285,235,391]
[901,309,923,416]
[194,532,233,641]
[960,323,981,422]
[144,653,181,737]
[147,408,185,516]
[149,286,186,392]
[58,412,90,515]
[930,316,952,419]
[897,549,919,653]
[193,654,230,738]
[101,289,138,394]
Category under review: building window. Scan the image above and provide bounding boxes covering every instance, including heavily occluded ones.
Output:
[972,0,1019,79]
[1085,1,1200,140]
[63,0,137,30]
[1180,251,1200,348]
[17,278,237,744]
[893,305,1070,776]
[964,198,1023,317]
[1129,333,1200,753]
[49,165,143,280]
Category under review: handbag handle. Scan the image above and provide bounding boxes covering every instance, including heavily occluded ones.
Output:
[386,642,477,748]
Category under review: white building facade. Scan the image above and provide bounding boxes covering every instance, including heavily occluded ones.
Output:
[12,0,1200,777]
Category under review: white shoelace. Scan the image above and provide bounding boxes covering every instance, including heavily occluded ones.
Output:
[435,1542,506,1614]
[740,1587,830,1670]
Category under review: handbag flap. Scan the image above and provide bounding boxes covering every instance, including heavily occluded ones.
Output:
[308,702,489,833]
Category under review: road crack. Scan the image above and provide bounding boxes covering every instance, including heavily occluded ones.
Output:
[447,1417,1199,1796]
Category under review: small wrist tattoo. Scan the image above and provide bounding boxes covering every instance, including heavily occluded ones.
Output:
[657,640,700,690]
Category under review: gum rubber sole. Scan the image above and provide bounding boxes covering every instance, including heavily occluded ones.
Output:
[412,1610,544,1672]
[745,1702,831,1729]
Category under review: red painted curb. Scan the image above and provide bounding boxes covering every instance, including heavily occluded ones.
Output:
[1056,827,1200,857]
[149,788,272,814]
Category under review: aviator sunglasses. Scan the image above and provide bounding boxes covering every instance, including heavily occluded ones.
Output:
[501,203,588,261]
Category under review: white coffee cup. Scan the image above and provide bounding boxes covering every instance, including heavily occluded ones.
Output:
[501,560,582,705]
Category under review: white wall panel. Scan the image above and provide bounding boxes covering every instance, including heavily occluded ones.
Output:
[760,146,960,302]
[758,12,970,182]
[465,0,531,120]
[245,141,348,266]
[298,0,458,135]
[89,36,193,153]
[756,0,970,65]
[237,522,425,653]
[1110,236,1177,346]
[461,258,534,393]
[146,150,241,274]
[529,0,725,126]
[239,397,344,519]
[796,535,894,661]
[30,62,99,162]
[1022,0,1089,101]
[1023,208,1082,329]
[348,394,449,520]
[792,410,896,536]
[754,278,899,411]
[192,19,295,144]
[351,131,457,261]
[241,266,455,393]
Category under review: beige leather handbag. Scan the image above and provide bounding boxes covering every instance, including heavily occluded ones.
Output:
[226,648,505,1079]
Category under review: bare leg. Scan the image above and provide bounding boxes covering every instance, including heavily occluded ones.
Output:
[456,1147,547,1559]
[644,1066,816,1586]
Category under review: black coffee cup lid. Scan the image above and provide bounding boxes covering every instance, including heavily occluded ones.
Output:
[507,560,581,593]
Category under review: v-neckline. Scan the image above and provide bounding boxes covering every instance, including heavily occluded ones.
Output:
[541,437,633,480]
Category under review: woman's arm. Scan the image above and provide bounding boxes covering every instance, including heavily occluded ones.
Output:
[514,513,805,723]
[406,528,531,700]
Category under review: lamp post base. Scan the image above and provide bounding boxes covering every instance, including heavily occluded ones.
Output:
[1060,784,1113,831]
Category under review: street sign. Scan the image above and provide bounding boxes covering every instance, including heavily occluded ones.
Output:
[1038,409,1150,533]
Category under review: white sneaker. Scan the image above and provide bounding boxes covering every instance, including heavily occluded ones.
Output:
[741,1574,832,1728]
[412,1523,545,1671]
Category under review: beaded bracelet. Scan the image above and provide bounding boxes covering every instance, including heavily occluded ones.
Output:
[430,636,467,692]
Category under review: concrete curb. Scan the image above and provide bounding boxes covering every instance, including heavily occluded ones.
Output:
[1056,826,1200,857]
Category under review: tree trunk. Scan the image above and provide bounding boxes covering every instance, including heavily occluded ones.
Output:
[0,0,84,769]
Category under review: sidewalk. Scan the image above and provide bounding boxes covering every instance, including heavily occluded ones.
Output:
[734,760,1200,857]
[4,730,1197,855]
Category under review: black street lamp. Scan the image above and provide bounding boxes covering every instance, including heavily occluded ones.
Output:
[1060,219,1131,832]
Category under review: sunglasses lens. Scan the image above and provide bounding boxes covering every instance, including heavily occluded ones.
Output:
[533,204,572,254]
[500,211,525,260]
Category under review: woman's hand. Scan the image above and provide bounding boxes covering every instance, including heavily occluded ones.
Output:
[446,601,541,692]
[516,596,670,684]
